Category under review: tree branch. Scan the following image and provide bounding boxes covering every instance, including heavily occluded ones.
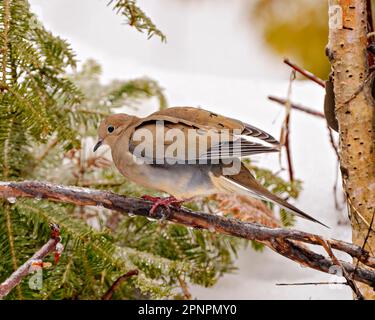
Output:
[101,269,139,300]
[0,224,61,299]
[327,0,375,299]
[269,94,340,159]
[283,58,326,88]
[282,71,296,182]
[276,281,347,286]
[317,237,364,299]
[0,181,374,290]
[177,276,192,300]
[268,96,325,119]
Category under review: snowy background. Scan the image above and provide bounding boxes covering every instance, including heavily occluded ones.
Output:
[29,0,352,299]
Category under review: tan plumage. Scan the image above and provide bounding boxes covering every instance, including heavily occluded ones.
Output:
[94,106,328,227]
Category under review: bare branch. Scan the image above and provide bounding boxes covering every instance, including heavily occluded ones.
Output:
[0,181,374,289]
[268,95,341,202]
[283,58,326,88]
[276,281,347,286]
[317,237,364,299]
[327,125,340,160]
[177,276,192,300]
[354,212,375,279]
[281,70,296,182]
[35,138,58,162]
[282,57,340,163]
[269,95,340,159]
[268,96,325,119]
[101,269,139,300]
[0,224,61,299]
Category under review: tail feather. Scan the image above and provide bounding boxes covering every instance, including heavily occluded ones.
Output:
[251,185,329,228]
[212,164,329,228]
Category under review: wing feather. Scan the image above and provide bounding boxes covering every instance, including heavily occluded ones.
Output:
[127,107,280,163]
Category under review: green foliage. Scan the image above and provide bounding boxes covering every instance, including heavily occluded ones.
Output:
[108,77,168,111]
[108,0,166,41]
[116,217,239,287]
[279,209,296,228]
[250,240,265,252]
[0,0,302,300]
[0,0,82,179]
[251,0,330,79]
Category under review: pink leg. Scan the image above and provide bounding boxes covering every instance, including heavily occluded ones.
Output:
[141,195,184,215]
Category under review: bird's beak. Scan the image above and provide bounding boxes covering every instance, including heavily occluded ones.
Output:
[93,140,103,152]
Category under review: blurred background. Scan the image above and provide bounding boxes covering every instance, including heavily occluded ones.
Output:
[28,0,351,299]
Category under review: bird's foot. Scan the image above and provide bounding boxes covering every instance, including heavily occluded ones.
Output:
[141,195,184,216]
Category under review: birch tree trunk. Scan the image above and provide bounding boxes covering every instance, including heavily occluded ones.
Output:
[327,0,375,299]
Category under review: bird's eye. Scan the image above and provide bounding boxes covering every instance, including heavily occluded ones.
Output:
[107,125,115,133]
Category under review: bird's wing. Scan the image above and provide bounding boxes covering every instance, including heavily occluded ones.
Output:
[200,139,278,160]
[127,107,279,163]
[210,163,328,227]
[150,107,280,147]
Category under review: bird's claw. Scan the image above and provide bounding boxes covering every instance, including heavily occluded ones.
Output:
[141,195,183,216]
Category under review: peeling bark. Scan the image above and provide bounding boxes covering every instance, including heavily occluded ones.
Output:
[327,0,375,299]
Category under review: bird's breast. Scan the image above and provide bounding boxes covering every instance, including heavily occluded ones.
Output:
[112,151,218,198]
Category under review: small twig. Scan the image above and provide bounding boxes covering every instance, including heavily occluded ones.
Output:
[0,224,61,299]
[177,276,192,300]
[268,96,340,159]
[327,125,339,160]
[283,58,326,88]
[269,95,341,208]
[268,96,325,119]
[101,269,139,300]
[318,237,364,300]
[282,58,340,158]
[35,137,59,162]
[280,70,296,182]
[325,124,342,211]
[276,281,347,286]
[284,120,294,182]
[354,212,375,282]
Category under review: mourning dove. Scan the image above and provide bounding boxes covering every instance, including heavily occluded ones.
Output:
[94,106,328,227]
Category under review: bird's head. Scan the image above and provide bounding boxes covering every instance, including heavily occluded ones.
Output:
[93,113,135,152]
